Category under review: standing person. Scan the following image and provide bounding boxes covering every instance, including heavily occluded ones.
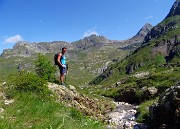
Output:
[57,47,67,86]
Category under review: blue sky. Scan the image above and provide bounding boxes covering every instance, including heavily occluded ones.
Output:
[0,0,175,54]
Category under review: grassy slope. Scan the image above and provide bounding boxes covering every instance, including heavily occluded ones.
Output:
[0,93,105,129]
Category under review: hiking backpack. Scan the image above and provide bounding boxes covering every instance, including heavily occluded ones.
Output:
[54,53,59,65]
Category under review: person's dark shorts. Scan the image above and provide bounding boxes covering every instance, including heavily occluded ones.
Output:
[58,65,67,75]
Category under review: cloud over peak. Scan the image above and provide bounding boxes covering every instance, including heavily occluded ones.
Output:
[4,35,23,44]
[83,27,99,38]
[145,15,154,20]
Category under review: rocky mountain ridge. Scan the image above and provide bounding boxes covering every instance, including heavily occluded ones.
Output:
[121,23,153,50]
[1,23,153,58]
[166,0,180,18]
[1,41,72,58]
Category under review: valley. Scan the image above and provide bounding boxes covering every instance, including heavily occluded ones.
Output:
[0,0,180,129]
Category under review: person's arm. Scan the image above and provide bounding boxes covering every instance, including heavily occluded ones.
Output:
[57,53,64,67]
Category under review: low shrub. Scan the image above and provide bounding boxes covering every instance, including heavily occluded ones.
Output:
[5,71,51,98]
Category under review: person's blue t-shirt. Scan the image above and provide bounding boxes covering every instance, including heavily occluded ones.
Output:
[60,55,66,65]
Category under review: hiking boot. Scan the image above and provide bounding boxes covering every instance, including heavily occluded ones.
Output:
[61,82,66,86]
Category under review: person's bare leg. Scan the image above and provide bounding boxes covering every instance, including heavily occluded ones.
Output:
[60,74,65,85]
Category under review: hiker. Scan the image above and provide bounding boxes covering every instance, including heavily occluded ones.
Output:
[57,47,67,86]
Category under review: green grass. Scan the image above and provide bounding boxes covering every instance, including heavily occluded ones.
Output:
[158,15,180,27]
[0,93,105,129]
[86,66,180,103]
[136,98,158,123]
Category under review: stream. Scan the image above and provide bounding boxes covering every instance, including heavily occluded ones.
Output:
[107,101,148,129]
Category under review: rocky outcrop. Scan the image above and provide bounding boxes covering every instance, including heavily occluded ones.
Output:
[48,83,147,129]
[115,86,158,104]
[0,82,14,106]
[141,86,158,100]
[149,86,180,129]
[144,21,179,44]
[133,71,150,78]
[166,0,180,19]
[115,88,137,104]
[152,35,180,62]
[126,62,145,74]
[48,83,114,120]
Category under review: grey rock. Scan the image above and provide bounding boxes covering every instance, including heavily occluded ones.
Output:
[142,86,158,99]
[0,108,5,113]
[166,0,180,18]
[149,86,180,129]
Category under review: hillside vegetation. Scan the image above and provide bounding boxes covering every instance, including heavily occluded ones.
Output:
[0,56,108,129]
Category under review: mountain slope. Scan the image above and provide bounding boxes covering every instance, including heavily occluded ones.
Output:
[166,0,180,18]
[122,23,153,46]
[91,0,180,86]
[115,23,153,51]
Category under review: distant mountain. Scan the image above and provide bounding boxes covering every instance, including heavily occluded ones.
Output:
[71,34,114,50]
[135,23,153,38]
[1,23,152,58]
[166,0,180,18]
[120,23,153,50]
[1,41,73,58]
[72,23,153,51]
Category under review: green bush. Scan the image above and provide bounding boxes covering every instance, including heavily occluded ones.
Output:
[5,71,51,98]
[153,53,166,66]
[69,108,83,120]
[35,54,56,82]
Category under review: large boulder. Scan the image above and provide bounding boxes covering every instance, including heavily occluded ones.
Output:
[149,86,180,129]
[115,88,137,104]
[141,86,158,100]
[115,86,158,104]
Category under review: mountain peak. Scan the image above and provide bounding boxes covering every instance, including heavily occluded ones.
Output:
[135,23,153,38]
[166,0,180,18]
[84,34,106,40]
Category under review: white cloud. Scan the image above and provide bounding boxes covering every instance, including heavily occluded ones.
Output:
[144,15,153,20]
[83,27,99,38]
[4,35,23,44]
